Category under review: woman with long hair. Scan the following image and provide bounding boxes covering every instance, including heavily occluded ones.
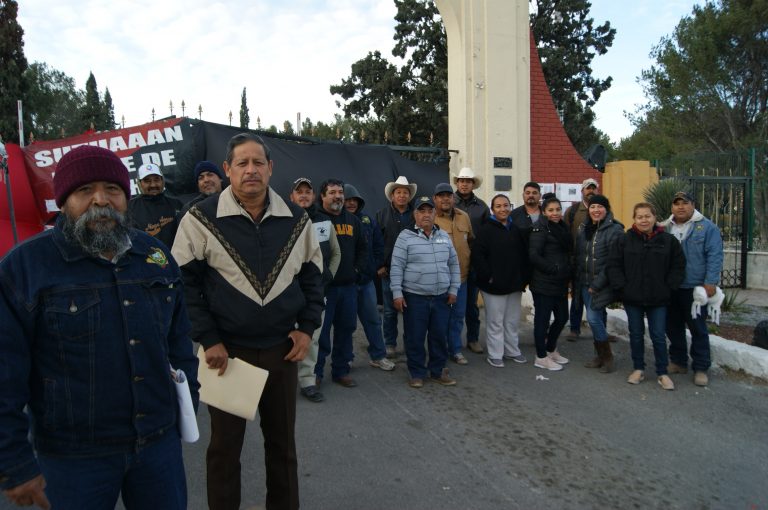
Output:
[528,194,572,371]
[471,194,529,368]
[575,194,624,373]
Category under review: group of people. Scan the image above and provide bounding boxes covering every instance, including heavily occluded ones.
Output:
[0,133,724,510]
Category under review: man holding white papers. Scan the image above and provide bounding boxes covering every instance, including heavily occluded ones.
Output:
[0,146,199,510]
[173,133,324,510]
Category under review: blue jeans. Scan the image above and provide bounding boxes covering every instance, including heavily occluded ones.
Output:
[582,287,608,342]
[569,285,584,334]
[626,304,669,375]
[465,271,480,343]
[381,277,402,348]
[666,288,711,372]
[316,284,357,380]
[402,292,451,379]
[38,430,186,510]
[532,293,568,358]
[447,282,468,357]
[357,281,387,360]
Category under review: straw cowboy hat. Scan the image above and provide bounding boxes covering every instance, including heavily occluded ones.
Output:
[453,167,482,188]
[384,176,418,200]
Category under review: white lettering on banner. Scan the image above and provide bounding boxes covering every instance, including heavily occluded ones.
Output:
[109,137,128,152]
[128,132,147,148]
[140,150,177,167]
[32,125,185,167]
[121,156,136,171]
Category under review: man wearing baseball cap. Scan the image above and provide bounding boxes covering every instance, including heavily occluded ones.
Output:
[0,146,199,509]
[664,191,723,387]
[390,196,460,388]
[128,162,183,248]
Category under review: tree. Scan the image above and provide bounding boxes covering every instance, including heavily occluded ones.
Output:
[24,62,84,139]
[622,0,768,156]
[80,72,103,131]
[282,120,294,136]
[239,87,249,128]
[103,87,116,130]
[331,0,447,146]
[530,0,615,152]
[332,0,613,151]
[0,0,30,143]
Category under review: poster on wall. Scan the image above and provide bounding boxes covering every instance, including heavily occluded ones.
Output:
[556,183,581,202]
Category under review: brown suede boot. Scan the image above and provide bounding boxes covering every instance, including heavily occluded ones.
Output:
[584,341,603,369]
[599,342,615,373]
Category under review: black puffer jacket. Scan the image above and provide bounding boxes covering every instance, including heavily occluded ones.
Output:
[471,217,529,295]
[528,217,572,297]
[575,212,624,309]
[607,226,686,307]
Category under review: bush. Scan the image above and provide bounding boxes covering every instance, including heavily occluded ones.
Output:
[642,178,691,221]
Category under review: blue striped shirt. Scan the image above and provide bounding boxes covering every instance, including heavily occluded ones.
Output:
[390,226,460,298]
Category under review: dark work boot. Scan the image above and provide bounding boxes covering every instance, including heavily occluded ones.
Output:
[584,341,603,369]
[599,342,615,373]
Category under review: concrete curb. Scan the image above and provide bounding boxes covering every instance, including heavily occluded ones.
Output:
[520,292,768,380]
[604,308,768,380]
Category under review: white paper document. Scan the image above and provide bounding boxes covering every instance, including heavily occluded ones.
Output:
[171,367,200,443]
[196,348,269,421]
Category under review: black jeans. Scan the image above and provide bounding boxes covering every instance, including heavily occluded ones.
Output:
[206,340,299,510]
[533,293,569,358]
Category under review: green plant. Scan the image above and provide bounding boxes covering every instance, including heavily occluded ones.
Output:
[721,288,747,313]
[642,178,691,220]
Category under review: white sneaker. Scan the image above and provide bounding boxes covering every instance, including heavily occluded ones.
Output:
[369,358,396,371]
[548,350,569,365]
[535,356,563,371]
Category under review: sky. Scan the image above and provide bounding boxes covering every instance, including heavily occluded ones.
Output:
[16,0,702,144]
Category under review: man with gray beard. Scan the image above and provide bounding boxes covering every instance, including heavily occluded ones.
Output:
[0,146,199,510]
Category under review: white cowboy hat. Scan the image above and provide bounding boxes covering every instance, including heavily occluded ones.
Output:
[384,176,418,200]
[453,167,482,188]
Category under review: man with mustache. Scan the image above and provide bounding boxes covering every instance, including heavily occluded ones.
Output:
[128,163,183,248]
[314,179,367,388]
[173,133,324,510]
[0,146,199,510]
[510,181,542,240]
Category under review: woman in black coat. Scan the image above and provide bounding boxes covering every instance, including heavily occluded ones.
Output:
[528,195,572,371]
[471,194,529,368]
[608,202,686,390]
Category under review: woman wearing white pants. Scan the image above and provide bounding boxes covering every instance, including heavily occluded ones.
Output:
[471,194,530,368]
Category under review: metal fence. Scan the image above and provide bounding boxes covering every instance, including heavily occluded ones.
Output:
[654,148,767,288]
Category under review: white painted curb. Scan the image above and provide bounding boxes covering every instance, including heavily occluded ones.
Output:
[521,293,768,380]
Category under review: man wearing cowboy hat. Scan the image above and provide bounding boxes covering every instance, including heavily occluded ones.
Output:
[376,176,417,358]
[453,167,488,354]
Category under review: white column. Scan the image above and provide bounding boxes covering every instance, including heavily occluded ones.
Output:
[435,0,530,205]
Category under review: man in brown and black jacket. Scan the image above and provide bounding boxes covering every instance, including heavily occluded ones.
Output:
[172,133,323,510]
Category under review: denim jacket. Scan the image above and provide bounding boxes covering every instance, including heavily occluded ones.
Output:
[664,210,724,288]
[0,218,199,490]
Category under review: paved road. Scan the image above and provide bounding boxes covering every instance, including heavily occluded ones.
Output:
[4,313,768,510]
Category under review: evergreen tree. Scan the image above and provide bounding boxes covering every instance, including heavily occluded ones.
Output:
[81,72,102,131]
[240,87,249,128]
[530,0,615,152]
[0,0,30,143]
[24,62,84,139]
[103,87,116,130]
[332,0,613,150]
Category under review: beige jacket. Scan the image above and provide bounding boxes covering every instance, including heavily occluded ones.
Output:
[434,208,473,282]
